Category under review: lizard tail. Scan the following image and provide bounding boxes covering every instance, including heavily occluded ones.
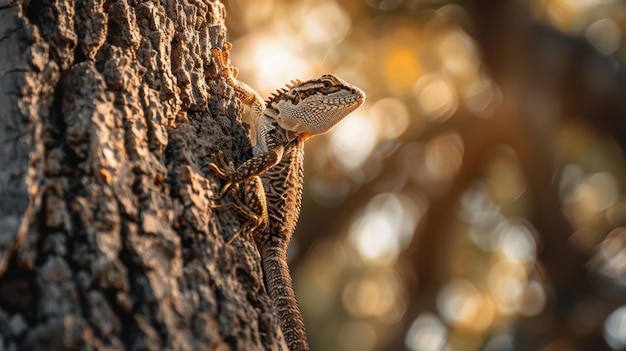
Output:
[261,244,310,351]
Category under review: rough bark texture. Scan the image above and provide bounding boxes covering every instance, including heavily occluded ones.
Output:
[0,0,287,349]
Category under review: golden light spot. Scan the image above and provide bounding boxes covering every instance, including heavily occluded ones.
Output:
[437,282,480,324]
[369,98,410,140]
[488,260,528,314]
[328,110,377,171]
[463,78,501,118]
[379,294,407,324]
[437,30,479,81]
[301,1,350,45]
[383,47,423,93]
[342,279,380,317]
[538,0,618,32]
[348,193,421,264]
[437,280,495,333]
[232,0,276,29]
[232,34,311,99]
[541,0,584,30]
[585,18,621,55]
[424,132,464,181]
[605,306,626,350]
[565,172,619,228]
[517,281,546,317]
[405,314,448,351]
[414,73,458,121]
[591,227,626,283]
[499,222,537,264]
[485,148,526,203]
[349,210,400,264]
[341,274,404,322]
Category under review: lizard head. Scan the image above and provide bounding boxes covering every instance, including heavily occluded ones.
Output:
[267,74,365,138]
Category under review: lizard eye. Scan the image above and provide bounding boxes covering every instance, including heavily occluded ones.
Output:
[323,81,331,88]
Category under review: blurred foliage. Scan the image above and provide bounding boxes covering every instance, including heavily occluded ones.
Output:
[223,0,626,350]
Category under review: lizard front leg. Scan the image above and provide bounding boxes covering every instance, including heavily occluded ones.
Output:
[211,43,265,122]
[211,179,269,244]
[208,151,270,243]
[208,147,283,196]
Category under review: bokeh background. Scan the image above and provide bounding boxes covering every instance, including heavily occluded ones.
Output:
[223,1,626,350]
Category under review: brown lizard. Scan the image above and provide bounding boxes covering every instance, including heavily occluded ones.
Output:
[209,43,365,351]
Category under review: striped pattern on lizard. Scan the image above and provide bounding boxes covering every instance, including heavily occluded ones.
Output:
[209,43,365,351]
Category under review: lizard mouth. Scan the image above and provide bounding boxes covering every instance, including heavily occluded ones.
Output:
[357,95,365,105]
[326,88,366,109]
[353,87,366,106]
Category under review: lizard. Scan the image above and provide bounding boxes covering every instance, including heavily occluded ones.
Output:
[208,42,365,351]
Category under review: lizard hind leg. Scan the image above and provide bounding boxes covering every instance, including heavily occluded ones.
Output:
[210,176,269,244]
[208,150,238,198]
[210,188,260,243]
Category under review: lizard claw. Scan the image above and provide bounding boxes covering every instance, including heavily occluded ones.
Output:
[208,151,237,197]
[211,43,238,78]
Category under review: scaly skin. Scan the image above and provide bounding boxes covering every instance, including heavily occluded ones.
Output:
[209,43,365,351]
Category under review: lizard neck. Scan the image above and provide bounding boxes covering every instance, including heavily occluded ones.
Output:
[262,104,279,120]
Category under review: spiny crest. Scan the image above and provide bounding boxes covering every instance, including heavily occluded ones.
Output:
[266,79,304,106]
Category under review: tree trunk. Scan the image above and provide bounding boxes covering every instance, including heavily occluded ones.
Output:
[0,0,286,349]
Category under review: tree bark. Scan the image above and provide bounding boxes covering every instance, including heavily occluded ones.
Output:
[0,0,286,349]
